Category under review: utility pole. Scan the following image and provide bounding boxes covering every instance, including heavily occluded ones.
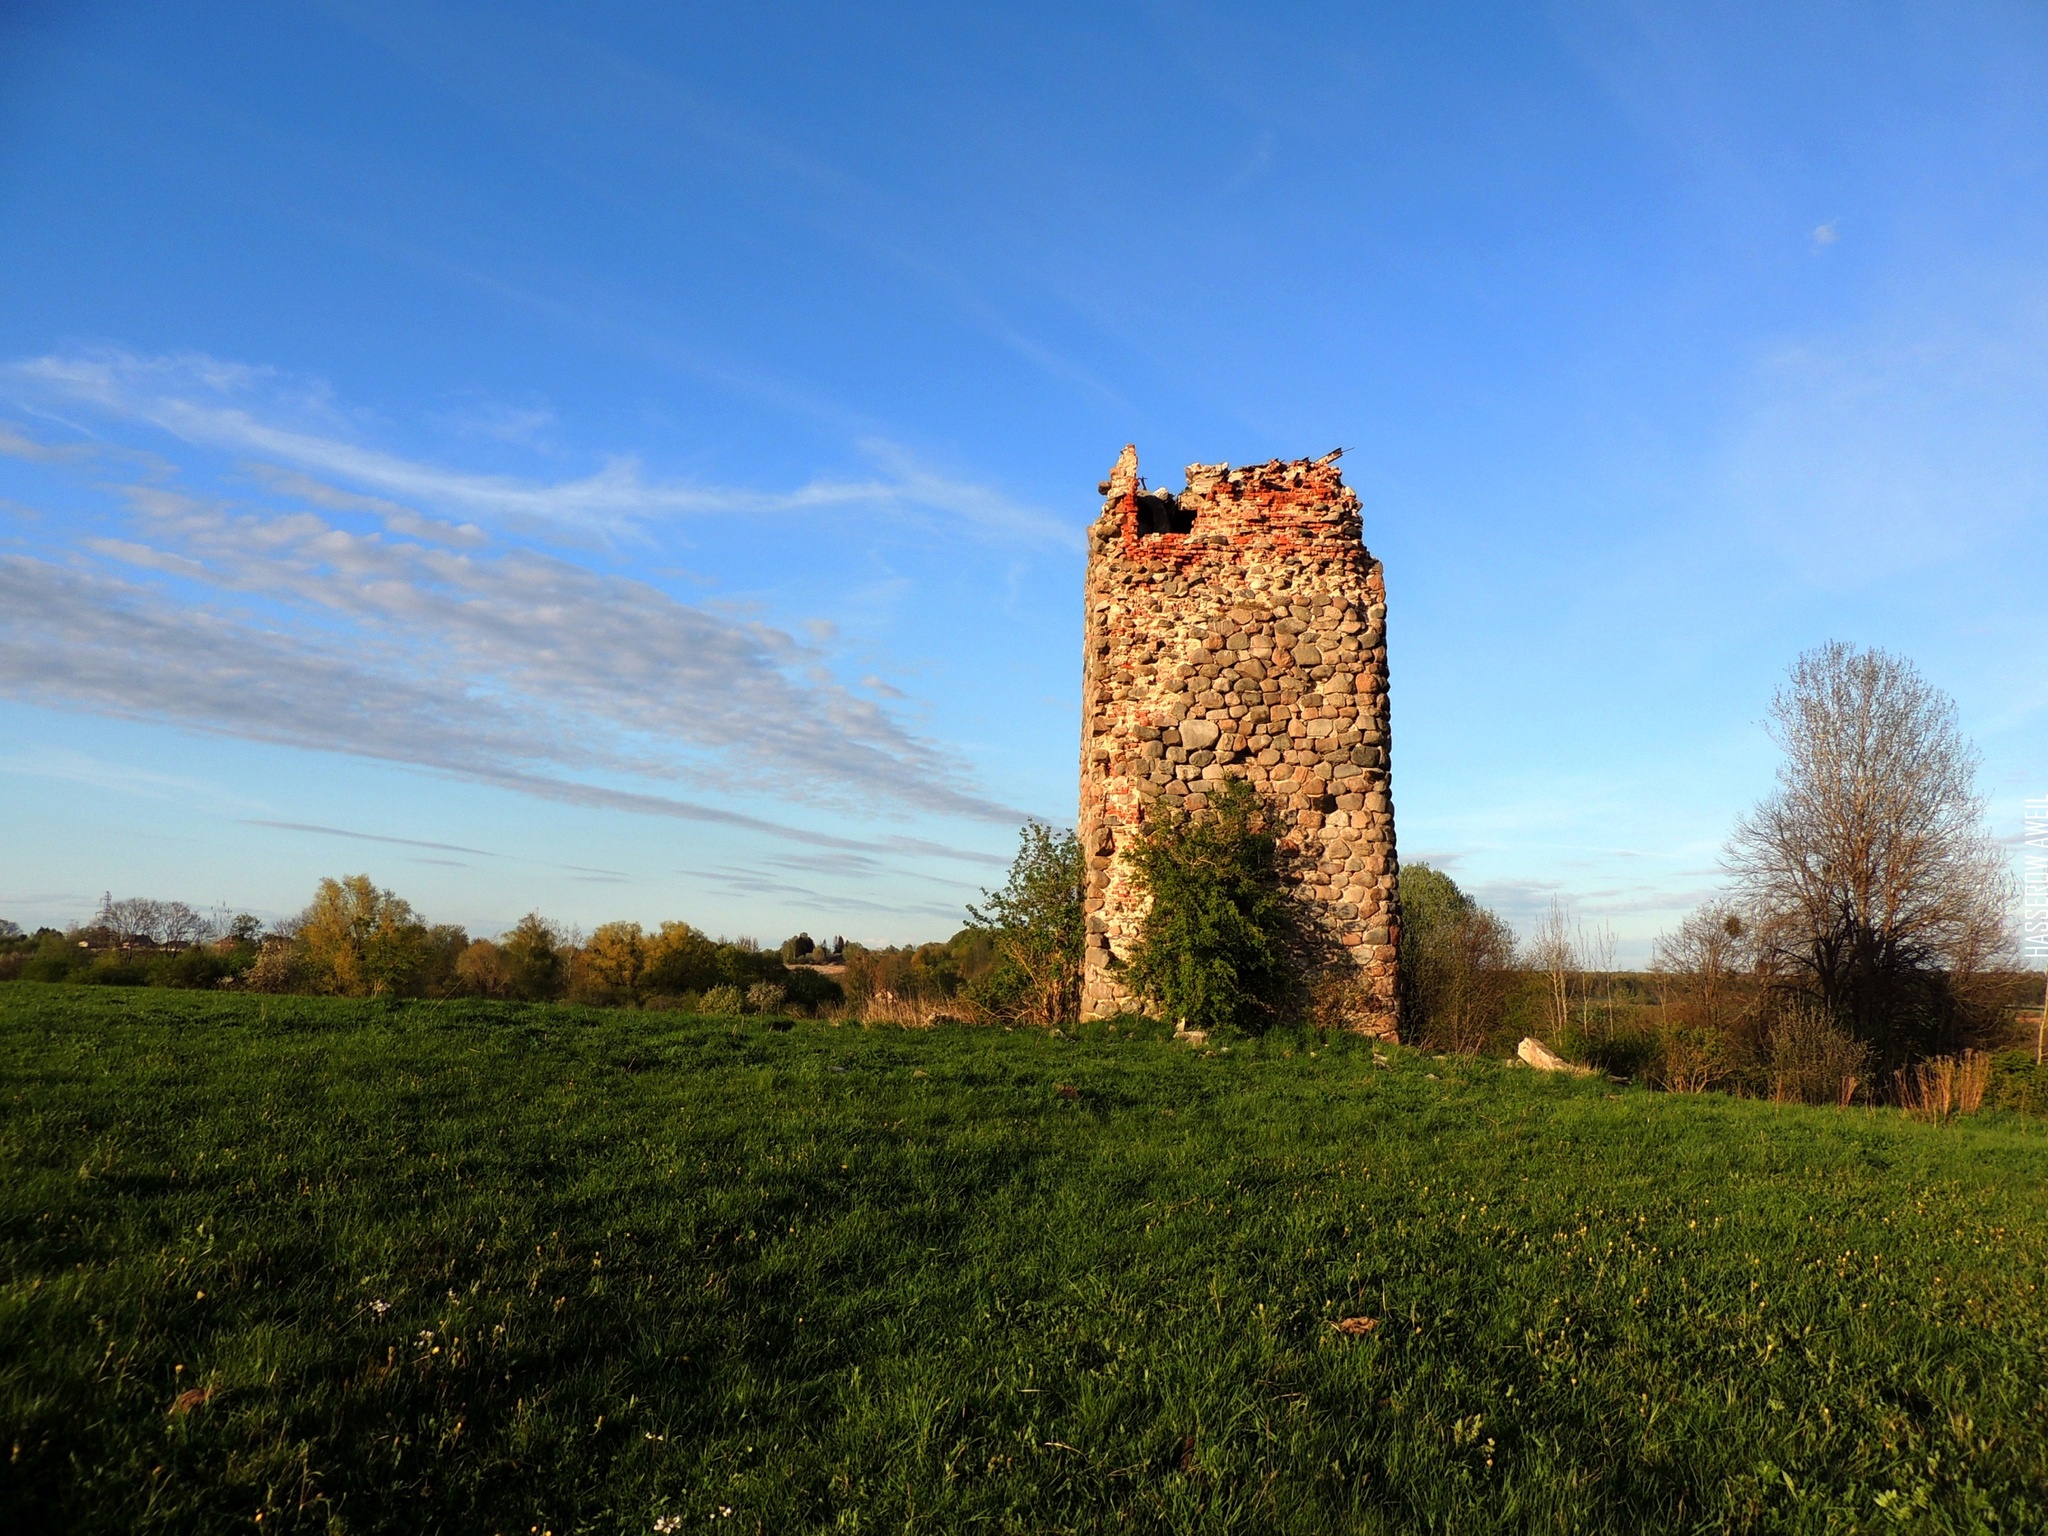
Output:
[2036,966,2045,1068]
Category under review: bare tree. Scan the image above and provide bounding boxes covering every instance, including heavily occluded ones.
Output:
[1652,901,1756,1040]
[95,894,211,947]
[1524,897,1578,1043]
[1577,919,1618,1039]
[1726,643,2011,1062]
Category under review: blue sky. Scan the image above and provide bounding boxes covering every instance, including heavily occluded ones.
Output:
[2,2,2043,957]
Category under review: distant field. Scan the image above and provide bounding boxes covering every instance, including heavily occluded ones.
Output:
[3,985,2046,1534]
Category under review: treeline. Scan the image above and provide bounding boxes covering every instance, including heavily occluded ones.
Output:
[0,824,1087,1028]
[0,878,861,1014]
[0,873,1071,1021]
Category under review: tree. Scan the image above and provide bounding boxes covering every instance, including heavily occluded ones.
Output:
[295,875,445,996]
[965,823,1084,1024]
[1523,898,1577,1044]
[499,912,566,1001]
[1125,777,1290,1031]
[456,939,510,997]
[1652,901,1756,1042]
[1727,643,2011,1062]
[96,895,209,948]
[643,921,719,994]
[1397,863,1516,1054]
[575,920,646,1002]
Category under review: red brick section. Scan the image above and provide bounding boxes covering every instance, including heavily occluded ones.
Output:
[1077,445,1400,1036]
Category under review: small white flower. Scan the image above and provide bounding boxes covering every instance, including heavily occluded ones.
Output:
[370,1300,390,1317]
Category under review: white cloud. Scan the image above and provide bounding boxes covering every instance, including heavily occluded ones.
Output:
[0,403,1043,839]
[9,348,1080,547]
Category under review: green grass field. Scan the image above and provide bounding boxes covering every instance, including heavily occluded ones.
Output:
[3,985,2046,1534]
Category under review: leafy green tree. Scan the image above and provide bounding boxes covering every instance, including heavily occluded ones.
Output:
[964,824,1084,1024]
[1125,778,1290,1031]
[643,921,720,994]
[499,913,566,1001]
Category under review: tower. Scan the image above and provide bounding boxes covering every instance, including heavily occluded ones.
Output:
[1076,445,1399,1035]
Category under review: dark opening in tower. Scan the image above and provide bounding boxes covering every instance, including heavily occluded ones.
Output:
[1134,490,1196,535]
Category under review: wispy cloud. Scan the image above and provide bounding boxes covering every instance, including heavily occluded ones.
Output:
[0,743,256,811]
[0,396,1040,837]
[10,349,1079,547]
[243,820,500,857]
[0,535,1022,827]
[677,865,968,922]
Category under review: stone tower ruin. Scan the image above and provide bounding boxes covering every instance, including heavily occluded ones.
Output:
[1077,445,1400,1036]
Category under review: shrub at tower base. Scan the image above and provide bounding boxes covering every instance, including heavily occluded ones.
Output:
[1125,777,1294,1031]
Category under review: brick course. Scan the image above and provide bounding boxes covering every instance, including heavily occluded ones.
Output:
[1076,445,1400,1036]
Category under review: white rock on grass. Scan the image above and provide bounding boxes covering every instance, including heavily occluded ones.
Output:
[1517,1036,1594,1076]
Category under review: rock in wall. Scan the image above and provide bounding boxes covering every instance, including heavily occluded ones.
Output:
[1077,444,1399,1036]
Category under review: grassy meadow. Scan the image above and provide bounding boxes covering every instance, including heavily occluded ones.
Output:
[3,984,2047,1534]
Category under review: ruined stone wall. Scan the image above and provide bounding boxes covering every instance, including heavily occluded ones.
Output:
[1077,445,1399,1035]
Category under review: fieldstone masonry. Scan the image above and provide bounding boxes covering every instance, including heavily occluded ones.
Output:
[1077,445,1400,1036]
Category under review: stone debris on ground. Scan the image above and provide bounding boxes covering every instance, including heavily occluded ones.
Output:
[1517,1036,1595,1075]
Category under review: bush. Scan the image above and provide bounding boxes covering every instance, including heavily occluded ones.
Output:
[964,824,1084,1024]
[700,984,745,1016]
[782,967,844,1010]
[20,954,80,984]
[1125,778,1291,1032]
[1566,1023,1660,1081]
[1397,864,1515,1054]
[744,982,786,1015]
[1766,1006,1871,1106]
[1987,1051,2048,1117]
[245,942,307,994]
[75,954,149,987]
[1653,1022,1734,1094]
[841,938,977,1008]
[147,945,248,990]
